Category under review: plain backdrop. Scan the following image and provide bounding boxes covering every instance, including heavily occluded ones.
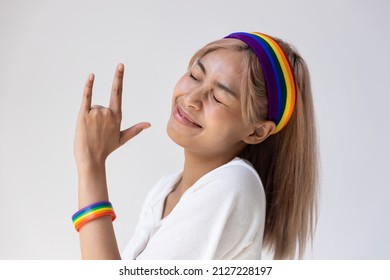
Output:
[0,0,389,259]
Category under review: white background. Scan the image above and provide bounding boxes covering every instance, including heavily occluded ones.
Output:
[0,0,389,259]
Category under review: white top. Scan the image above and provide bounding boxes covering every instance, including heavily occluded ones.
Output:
[122,157,266,260]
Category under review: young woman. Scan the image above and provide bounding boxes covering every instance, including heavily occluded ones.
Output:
[73,32,318,260]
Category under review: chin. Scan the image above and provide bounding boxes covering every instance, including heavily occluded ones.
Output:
[166,117,185,148]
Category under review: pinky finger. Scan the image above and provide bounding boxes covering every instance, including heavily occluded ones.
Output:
[80,73,95,112]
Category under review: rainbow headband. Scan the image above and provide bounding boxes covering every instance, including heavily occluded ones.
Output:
[224,32,296,134]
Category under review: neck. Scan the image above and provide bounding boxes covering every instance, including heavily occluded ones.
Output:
[176,150,236,195]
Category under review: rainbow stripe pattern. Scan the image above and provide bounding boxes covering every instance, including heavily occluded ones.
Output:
[72,201,116,232]
[225,32,296,134]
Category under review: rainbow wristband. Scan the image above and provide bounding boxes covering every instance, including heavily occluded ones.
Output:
[72,201,116,232]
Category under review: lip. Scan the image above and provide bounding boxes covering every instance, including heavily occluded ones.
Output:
[173,104,202,128]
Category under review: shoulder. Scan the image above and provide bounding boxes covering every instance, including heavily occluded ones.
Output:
[214,157,262,186]
[188,157,265,211]
[197,157,263,196]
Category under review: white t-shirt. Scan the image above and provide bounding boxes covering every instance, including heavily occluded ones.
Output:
[122,157,266,260]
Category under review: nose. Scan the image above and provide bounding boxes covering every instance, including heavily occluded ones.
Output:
[183,87,210,111]
[183,88,202,110]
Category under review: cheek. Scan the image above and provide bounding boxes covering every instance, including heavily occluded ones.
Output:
[206,106,248,137]
[206,108,242,131]
[173,75,191,97]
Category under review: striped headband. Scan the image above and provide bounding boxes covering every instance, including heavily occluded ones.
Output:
[224,32,296,134]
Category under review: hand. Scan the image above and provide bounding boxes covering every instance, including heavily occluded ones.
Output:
[74,63,151,168]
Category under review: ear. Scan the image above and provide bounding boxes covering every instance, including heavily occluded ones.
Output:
[242,121,275,145]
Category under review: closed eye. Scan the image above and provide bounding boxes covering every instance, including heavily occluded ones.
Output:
[211,92,222,104]
[189,72,198,81]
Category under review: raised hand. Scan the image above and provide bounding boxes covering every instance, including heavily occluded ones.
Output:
[72,64,151,259]
[74,64,151,168]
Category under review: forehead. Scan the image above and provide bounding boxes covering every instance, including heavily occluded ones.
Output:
[197,49,245,77]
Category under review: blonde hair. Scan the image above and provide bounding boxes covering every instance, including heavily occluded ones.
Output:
[189,37,318,259]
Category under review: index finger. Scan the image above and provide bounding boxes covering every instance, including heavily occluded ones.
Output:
[109,63,124,115]
[80,73,94,112]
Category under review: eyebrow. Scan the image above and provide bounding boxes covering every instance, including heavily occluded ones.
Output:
[197,59,207,75]
[215,81,237,98]
[197,59,238,98]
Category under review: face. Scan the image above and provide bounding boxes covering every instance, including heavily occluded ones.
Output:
[167,49,254,161]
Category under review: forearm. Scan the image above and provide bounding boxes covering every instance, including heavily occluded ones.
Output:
[77,163,121,259]
[73,64,150,259]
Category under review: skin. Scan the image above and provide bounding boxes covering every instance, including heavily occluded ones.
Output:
[74,64,150,259]
[164,50,274,217]
[74,50,274,259]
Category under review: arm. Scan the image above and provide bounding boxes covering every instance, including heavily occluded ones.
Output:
[73,64,150,259]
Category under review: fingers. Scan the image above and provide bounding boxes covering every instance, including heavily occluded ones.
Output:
[120,122,151,146]
[80,73,95,112]
[81,64,124,115]
[90,105,105,109]
[109,63,124,115]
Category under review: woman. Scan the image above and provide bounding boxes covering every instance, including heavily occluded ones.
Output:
[73,32,318,260]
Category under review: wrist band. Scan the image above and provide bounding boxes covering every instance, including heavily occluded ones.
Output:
[72,201,116,232]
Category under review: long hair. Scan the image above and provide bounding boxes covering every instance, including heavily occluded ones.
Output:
[189,37,319,259]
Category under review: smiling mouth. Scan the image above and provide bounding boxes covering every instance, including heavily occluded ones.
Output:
[175,105,202,128]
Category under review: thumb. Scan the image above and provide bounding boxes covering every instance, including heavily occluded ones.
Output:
[119,122,151,146]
